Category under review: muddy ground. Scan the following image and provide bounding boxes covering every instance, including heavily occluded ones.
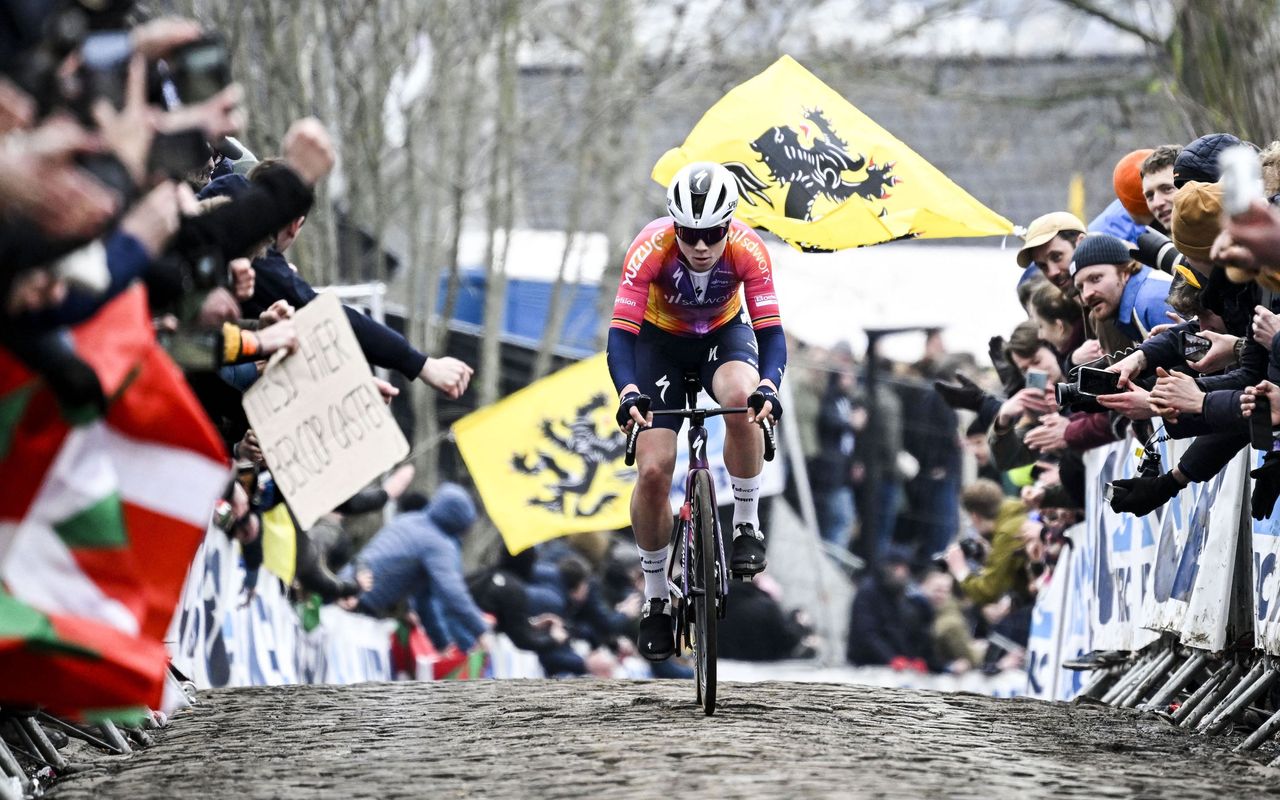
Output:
[48,679,1279,799]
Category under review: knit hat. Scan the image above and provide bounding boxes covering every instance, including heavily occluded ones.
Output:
[1173,134,1242,188]
[1069,234,1133,277]
[1170,181,1223,263]
[1113,149,1154,219]
[1016,211,1087,268]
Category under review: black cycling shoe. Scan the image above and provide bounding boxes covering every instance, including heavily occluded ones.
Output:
[730,523,767,577]
[638,598,676,662]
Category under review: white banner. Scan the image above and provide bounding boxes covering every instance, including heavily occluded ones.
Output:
[243,293,409,529]
[669,390,785,509]
[1025,533,1075,700]
[1084,441,1161,652]
[1139,449,1249,651]
[168,528,398,688]
[1252,450,1280,655]
[168,525,240,688]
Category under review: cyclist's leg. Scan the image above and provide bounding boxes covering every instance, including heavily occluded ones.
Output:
[631,324,687,565]
[705,322,766,496]
[631,427,678,558]
[632,327,687,659]
[704,324,768,574]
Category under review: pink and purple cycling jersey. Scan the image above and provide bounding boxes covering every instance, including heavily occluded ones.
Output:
[609,218,782,338]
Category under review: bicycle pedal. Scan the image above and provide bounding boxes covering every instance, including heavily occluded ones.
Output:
[731,573,754,583]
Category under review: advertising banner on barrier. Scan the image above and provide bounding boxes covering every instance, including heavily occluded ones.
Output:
[168,527,240,689]
[1026,532,1076,701]
[1084,440,1161,653]
[1252,451,1280,655]
[1140,447,1249,651]
[168,528,397,688]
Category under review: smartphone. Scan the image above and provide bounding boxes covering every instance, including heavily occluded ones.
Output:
[1221,144,1263,217]
[1253,394,1274,451]
[149,128,212,178]
[1025,369,1049,391]
[1181,330,1212,363]
[167,36,232,105]
[75,30,132,120]
[1077,366,1123,396]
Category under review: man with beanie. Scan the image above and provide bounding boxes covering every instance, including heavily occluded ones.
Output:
[345,483,491,653]
[1071,234,1174,344]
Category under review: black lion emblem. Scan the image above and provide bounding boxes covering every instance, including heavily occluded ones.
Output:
[723,108,897,227]
[510,393,634,517]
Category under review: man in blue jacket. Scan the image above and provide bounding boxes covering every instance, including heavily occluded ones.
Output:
[345,483,490,653]
[1071,234,1174,344]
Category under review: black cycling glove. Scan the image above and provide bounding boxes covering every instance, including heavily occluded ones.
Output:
[1107,472,1182,517]
[933,372,987,412]
[989,335,1024,397]
[748,385,782,422]
[1251,451,1280,521]
[616,392,650,429]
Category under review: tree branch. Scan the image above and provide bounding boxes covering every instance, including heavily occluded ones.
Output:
[1052,0,1166,49]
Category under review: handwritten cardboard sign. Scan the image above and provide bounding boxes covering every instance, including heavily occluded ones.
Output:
[243,293,409,529]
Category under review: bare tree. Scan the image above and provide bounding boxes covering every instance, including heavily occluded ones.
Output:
[477,0,521,406]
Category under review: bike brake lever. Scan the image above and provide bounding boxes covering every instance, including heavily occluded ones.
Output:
[624,423,642,467]
[760,417,777,463]
[623,395,651,467]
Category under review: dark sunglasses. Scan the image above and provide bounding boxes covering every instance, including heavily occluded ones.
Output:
[674,223,730,247]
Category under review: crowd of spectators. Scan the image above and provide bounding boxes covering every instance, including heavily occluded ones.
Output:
[16,2,1280,703]
[0,2,494,687]
[799,130,1280,677]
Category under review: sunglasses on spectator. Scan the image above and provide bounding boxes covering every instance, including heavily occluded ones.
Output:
[674,223,731,247]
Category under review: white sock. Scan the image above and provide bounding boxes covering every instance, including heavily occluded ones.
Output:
[731,472,763,534]
[638,545,670,602]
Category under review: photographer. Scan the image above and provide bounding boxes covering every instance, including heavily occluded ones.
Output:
[942,480,1033,607]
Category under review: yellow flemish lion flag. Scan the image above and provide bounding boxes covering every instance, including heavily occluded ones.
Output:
[453,354,633,554]
[653,55,1013,252]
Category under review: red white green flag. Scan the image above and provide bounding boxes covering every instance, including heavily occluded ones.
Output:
[0,285,229,719]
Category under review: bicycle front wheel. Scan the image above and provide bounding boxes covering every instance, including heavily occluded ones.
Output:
[691,469,718,715]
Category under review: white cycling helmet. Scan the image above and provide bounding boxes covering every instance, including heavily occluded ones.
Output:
[666,161,739,229]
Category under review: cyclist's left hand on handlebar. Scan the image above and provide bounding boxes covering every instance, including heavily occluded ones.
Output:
[616,391,652,432]
[748,385,782,424]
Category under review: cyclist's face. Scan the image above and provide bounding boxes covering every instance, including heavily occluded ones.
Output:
[675,224,729,272]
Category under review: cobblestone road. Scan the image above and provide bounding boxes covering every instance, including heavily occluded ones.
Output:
[49,679,1279,799]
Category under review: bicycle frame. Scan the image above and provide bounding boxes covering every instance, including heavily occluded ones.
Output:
[675,407,729,622]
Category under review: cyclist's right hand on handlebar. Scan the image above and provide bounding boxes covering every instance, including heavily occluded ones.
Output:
[616,391,652,431]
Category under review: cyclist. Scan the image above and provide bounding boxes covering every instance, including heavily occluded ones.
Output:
[607,161,786,661]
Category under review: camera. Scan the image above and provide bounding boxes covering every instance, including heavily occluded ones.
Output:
[164,35,232,105]
[149,128,213,178]
[1055,366,1122,412]
[931,535,986,571]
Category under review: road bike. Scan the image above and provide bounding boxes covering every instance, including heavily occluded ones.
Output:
[625,371,775,715]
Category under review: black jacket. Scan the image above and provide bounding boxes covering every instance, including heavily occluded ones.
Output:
[846,572,938,669]
[242,248,429,379]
